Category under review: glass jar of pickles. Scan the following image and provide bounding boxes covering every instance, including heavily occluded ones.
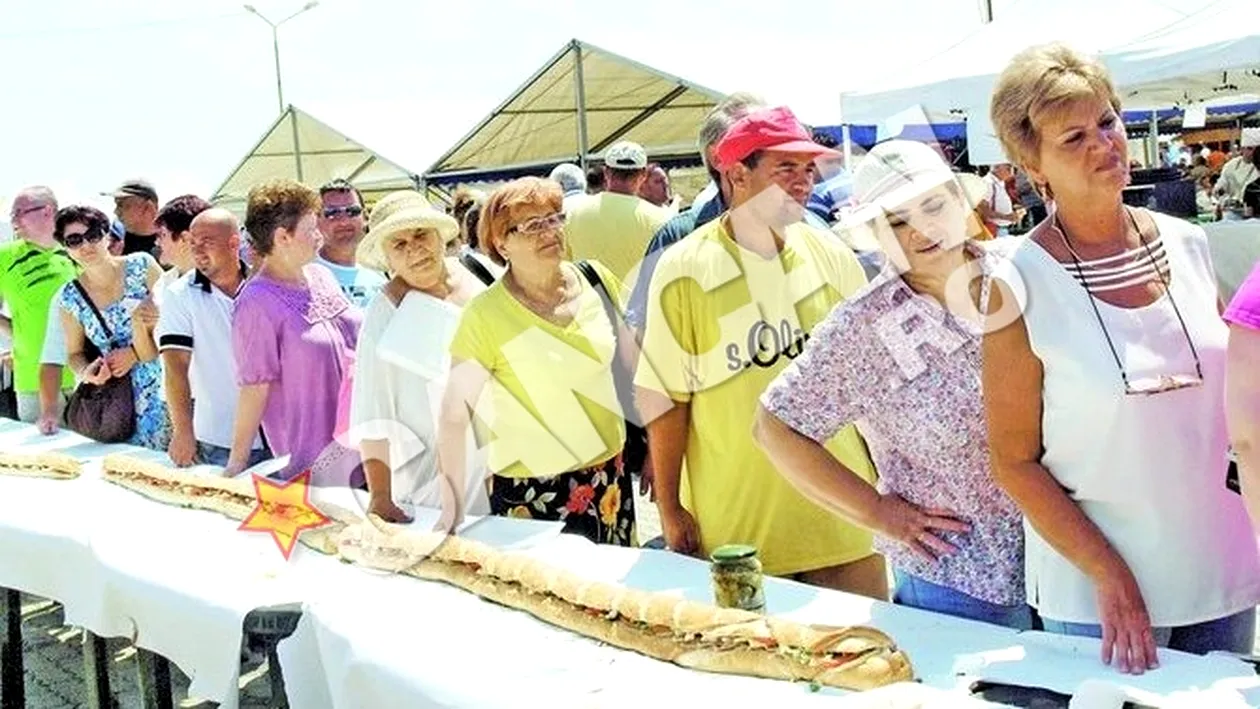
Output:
[710,544,765,613]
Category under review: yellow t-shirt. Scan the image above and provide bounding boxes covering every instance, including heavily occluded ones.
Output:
[449,261,627,479]
[635,217,877,576]
[564,192,672,286]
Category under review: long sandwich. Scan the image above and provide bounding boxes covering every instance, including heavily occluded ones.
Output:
[101,454,360,554]
[0,451,83,480]
[338,523,915,691]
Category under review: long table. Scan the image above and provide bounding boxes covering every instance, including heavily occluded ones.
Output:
[4,419,1260,708]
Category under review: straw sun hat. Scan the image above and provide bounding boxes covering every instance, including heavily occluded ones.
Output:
[356,190,460,272]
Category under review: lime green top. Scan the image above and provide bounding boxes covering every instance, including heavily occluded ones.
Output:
[0,240,77,392]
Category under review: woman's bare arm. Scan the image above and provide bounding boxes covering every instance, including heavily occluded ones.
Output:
[983,282,1156,674]
[1226,324,1260,527]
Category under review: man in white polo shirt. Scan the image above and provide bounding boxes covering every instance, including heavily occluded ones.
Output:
[156,208,268,468]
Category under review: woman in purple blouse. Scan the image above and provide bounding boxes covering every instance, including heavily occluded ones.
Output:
[753,140,1030,628]
[226,179,362,480]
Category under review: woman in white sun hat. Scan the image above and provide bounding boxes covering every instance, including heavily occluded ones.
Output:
[349,190,489,523]
[755,139,1031,628]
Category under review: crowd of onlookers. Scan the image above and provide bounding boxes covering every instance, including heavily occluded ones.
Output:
[3,40,1260,676]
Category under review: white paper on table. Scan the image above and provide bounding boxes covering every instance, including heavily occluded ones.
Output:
[376,291,461,380]
[953,631,1260,703]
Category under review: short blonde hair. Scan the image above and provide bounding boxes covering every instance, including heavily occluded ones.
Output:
[990,43,1122,170]
[478,177,563,267]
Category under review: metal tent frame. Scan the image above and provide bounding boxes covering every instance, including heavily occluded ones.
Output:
[422,39,726,187]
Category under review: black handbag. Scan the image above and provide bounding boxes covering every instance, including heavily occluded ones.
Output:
[64,280,135,443]
[576,261,648,474]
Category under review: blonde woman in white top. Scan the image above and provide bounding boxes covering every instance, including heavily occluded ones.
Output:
[984,43,1260,675]
[350,191,487,523]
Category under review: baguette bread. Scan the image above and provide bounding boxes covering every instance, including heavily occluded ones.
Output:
[337,523,914,691]
[101,454,360,554]
[0,451,83,480]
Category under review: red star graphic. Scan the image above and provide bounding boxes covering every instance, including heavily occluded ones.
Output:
[238,469,330,559]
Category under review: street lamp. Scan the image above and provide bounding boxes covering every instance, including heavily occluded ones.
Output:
[244,2,320,114]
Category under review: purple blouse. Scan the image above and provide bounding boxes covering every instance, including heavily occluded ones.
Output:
[761,248,1024,605]
[233,264,361,479]
[1225,260,1260,330]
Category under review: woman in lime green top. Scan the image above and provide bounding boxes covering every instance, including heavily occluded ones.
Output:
[438,177,638,546]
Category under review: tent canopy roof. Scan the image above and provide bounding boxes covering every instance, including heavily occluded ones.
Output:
[838,0,1196,126]
[1105,0,1260,108]
[212,106,421,208]
[424,39,725,184]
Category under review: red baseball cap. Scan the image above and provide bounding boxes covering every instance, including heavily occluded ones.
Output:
[713,106,838,171]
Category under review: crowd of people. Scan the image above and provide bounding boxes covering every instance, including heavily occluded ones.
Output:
[3,41,1260,677]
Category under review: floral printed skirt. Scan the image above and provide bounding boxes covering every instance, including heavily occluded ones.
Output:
[489,454,636,547]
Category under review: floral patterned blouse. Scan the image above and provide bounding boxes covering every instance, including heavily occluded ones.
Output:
[760,245,1024,605]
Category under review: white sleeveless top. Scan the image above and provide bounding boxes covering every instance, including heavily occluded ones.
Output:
[1006,210,1260,626]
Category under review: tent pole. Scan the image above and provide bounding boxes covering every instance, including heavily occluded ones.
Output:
[842,124,853,171]
[1147,110,1158,167]
[289,107,305,182]
[574,42,591,172]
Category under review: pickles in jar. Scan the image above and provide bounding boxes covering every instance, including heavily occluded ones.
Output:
[710,544,766,613]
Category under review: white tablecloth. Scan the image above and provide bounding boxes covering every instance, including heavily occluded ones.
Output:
[4,418,1260,707]
[275,531,1252,708]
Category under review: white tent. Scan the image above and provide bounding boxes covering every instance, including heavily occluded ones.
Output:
[423,39,725,186]
[1104,0,1260,108]
[212,106,424,211]
[838,0,1195,127]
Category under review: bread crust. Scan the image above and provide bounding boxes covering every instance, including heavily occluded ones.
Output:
[0,451,83,479]
[337,523,915,690]
[100,454,360,554]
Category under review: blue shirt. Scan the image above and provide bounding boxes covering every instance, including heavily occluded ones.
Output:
[806,171,854,224]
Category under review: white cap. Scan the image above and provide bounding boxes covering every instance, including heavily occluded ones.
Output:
[1241,127,1260,149]
[604,141,648,170]
[845,140,957,226]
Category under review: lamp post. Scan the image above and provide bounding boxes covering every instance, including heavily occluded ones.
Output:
[243,2,319,114]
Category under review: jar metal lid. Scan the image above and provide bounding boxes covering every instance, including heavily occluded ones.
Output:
[711,544,758,562]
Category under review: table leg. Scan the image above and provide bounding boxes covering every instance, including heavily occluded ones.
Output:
[242,602,302,709]
[81,632,110,709]
[2,587,24,709]
[136,650,173,709]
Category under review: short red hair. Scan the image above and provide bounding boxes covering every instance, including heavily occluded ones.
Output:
[477,177,563,266]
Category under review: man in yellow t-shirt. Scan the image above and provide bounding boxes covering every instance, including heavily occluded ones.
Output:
[564,141,672,285]
[635,106,884,597]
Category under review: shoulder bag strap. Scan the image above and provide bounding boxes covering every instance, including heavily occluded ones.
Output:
[71,279,116,347]
[459,252,497,286]
[575,260,621,330]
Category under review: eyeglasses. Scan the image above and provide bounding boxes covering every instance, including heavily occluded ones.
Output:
[322,205,363,219]
[10,204,46,221]
[61,227,106,249]
[507,212,566,236]
[1059,209,1203,397]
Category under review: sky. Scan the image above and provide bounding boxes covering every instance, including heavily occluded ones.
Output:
[0,0,1212,223]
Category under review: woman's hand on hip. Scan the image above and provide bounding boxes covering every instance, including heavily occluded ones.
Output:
[1094,562,1159,674]
[872,492,971,564]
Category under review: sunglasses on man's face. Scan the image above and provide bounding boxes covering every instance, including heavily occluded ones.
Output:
[62,227,106,249]
[322,205,364,220]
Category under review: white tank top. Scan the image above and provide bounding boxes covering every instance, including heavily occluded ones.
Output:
[1007,210,1260,626]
